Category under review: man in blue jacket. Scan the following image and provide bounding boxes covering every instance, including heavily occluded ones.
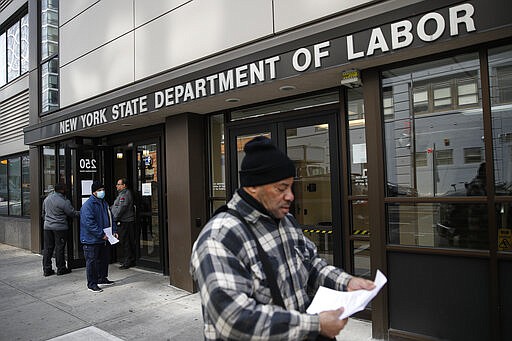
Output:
[42,183,80,276]
[80,181,116,293]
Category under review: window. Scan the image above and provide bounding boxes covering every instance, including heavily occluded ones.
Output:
[382,52,486,250]
[208,114,226,213]
[1,10,29,86]
[0,153,30,217]
[41,0,59,113]
[411,73,480,115]
[435,149,453,166]
[490,45,512,201]
[464,147,482,164]
[415,152,427,167]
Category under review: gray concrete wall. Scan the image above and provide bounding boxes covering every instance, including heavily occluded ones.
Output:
[0,216,32,250]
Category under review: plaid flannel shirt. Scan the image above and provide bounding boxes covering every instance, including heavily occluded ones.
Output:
[190,191,353,340]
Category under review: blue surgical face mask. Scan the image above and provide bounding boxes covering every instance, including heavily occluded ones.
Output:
[96,190,105,199]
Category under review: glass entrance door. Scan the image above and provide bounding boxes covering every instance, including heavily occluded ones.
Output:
[136,142,162,269]
[229,113,341,265]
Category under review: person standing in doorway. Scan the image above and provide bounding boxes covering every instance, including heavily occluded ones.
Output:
[80,181,116,293]
[191,136,375,340]
[42,183,80,277]
[112,178,136,269]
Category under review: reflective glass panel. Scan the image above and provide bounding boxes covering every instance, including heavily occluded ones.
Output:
[20,14,29,74]
[7,22,20,82]
[41,57,59,112]
[382,53,483,197]
[352,240,371,278]
[0,32,6,86]
[42,146,56,196]
[496,203,512,252]
[231,92,338,121]
[8,156,21,216]
[348,87,368,196]
[22,155,30,216]
[387,203,488,249]
[288,124,333,264]
[137,143,160,264]
[41,0,59,60]
[489,45,512,196]
[209,114,225,199]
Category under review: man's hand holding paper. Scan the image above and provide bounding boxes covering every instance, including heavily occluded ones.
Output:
[307,270,388,319]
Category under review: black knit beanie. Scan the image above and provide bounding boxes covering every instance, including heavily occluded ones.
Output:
[91,180,104,193]
[239,136,296,187]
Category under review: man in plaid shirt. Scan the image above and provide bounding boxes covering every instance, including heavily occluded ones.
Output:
[191,136,375,340]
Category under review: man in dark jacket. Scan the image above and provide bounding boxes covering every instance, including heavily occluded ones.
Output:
[112,178,136,269]
[42,183,80,276]
[80,181,116,293]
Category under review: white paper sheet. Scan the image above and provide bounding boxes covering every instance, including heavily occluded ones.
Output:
[306,270,387,319]
[103,227,119,245]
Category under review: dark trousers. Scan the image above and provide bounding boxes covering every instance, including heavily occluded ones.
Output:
[118,221,137,266]
[42,229,68,273]
[83,242,110,288]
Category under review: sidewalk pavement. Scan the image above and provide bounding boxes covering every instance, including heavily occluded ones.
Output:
[0,243,373,341]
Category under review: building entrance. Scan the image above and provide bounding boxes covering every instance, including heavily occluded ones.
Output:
[112,139,164,271]
[227,110,342,265]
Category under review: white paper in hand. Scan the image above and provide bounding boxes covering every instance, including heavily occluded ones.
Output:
[306,270,387,319]
[103,227,119,245]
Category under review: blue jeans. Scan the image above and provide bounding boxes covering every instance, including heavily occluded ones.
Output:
[83,243,110,288]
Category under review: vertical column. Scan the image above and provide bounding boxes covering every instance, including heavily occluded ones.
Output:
[363,69,389,339]
[165,113,207,292]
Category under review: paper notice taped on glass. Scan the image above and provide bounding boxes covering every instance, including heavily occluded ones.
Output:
[306,270,387,319]
[103,227,119,245]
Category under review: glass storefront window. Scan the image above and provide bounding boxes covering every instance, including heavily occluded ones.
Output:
[388,202,488,249]
[382,53,483,197]
[489,44,512,197]
[209,114,225,211]
[8,157,21,216]
[348,88,368,196]
[231,92,339,121]
[42,146,56,196]
[22,155,30,215]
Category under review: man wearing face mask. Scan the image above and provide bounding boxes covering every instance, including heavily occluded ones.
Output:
[80,181,116,293]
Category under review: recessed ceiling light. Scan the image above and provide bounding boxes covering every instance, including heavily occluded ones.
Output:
[122,123,133,126]
[279,85,296,91]
[97,129,107,133]
[225,98,240,103]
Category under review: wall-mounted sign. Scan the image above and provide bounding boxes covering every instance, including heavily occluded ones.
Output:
[340,69,361,87]
[79,158,97,173]
[25,1,506,144]
[142,182,152,196]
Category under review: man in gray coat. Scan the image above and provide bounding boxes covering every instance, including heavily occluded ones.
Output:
[42,183,80,276]
[112,178,136,269]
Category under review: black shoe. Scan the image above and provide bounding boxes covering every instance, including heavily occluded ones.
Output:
[88,285,103,293]
[57,268,72,275]
[119,264,130,269]
[98,278,115,286]
[43,269,55,277]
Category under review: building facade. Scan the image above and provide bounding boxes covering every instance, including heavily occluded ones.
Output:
[0,0,510,339]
